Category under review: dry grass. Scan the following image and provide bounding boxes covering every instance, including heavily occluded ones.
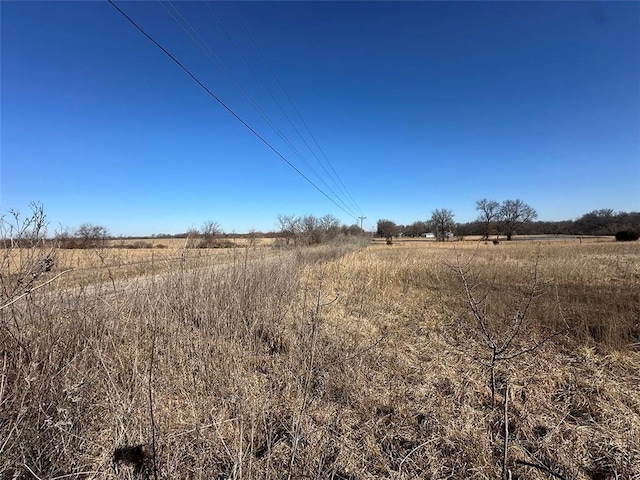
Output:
[1,237,638,479]
[52,246,253,287]
[2,238,276,289]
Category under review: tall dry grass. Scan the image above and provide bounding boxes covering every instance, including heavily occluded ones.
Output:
[1,236,638,479]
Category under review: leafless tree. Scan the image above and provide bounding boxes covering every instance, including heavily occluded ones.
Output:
[277,214,301,246]
[449,246,569,479]
[500,200,537,240]
[319,214,341,241]
[278,214,350,246]
[75,223,109,249]
[406,220,429,238]
[201,220,222,238]
[431,208,455,242]
[476,199,500,241]
[300,215,321,244]
[194,221,224,248]
[376,219,398,241]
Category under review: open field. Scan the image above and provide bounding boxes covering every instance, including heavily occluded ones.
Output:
[1,237,639,479]
[106,237,277,250]
[2,237,278,289]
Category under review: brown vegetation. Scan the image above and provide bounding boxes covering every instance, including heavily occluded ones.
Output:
[1,229,638,478]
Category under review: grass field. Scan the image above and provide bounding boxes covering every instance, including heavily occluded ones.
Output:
[1,236,638,479]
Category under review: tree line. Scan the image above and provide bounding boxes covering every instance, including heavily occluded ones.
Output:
[276,214,365,246]
[377,200,640,241]
[49,214,367,249]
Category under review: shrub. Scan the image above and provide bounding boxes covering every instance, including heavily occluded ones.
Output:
[132,241,153,249]
[113,241,154,249]
[195,238,235,249]
[615,230,639,241]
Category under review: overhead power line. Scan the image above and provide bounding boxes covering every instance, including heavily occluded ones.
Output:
[224,3,362,216]
[229,3,363,216]
[158,0,359,218]
[107,0,358,220]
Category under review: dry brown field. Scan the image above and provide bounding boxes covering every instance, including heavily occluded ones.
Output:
[106,237,277,250]
[3,237,277,288]
[1,236,639,479]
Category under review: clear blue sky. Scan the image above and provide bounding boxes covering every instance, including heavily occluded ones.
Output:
[2,1,639,235]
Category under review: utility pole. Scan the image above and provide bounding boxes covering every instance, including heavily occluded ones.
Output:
[358,216,367,230]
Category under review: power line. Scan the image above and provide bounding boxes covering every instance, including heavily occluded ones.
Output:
[107,0,358,220]
[158,0,359,218]
[224,2,362,215]
[204,3,353,210]
[229,3,363,216]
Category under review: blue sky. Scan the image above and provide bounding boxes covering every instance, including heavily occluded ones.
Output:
[2,1,639,235]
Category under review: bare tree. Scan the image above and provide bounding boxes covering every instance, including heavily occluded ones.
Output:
[277,214,301,246]
[431,209,455,242]
[405,220,429,238]
[448,247,569,479]
[319,214,341,241]
[476,199,500,241]
[201,220,222,238]
[342,224,365,236]
[278,214,349,246]
[376,219,398,244]
[75,223,109,249]
[500,200,537,241]
[196,221,223,248]
[300,215,321,245]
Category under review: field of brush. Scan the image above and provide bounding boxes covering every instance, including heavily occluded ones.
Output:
[1,236,639,479]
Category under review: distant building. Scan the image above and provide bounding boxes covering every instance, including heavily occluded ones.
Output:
[421,232,435,238]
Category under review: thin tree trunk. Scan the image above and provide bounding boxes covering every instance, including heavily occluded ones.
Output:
[502,382,510,480]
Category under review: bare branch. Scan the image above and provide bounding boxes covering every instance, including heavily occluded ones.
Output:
[0,269,74,311]
[499,328,568,361]
[451,253,495,348]
[498,246,541,352]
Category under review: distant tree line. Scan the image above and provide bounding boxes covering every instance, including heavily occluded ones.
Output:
[378,208,457,242]
[13,203,638,251]
[460,207,640,238]
[377,201,640,241]
[50,214,367,250]
[276,214,365,246]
